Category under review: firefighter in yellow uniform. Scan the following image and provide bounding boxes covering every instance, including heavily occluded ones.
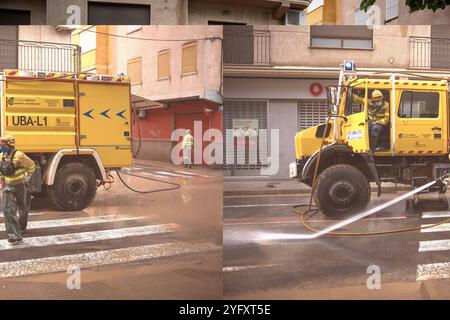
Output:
[353,90,390,151]
[0,134,36,244]
[182,129,194,168]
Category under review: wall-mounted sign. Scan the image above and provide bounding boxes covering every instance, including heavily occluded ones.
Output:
[233,119,258,137]
[310,82,324,96]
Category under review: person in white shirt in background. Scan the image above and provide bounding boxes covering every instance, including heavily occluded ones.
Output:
[181,129,194,168]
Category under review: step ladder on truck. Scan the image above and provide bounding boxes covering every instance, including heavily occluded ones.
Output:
[289,61,450,218]
[0,69,133,211]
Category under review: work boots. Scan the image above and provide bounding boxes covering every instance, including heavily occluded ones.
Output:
[7,234,23,244]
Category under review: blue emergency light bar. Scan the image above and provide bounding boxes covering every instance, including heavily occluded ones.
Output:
[343,61,356,71]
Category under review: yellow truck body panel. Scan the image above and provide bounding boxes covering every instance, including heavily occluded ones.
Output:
[1,75,132,169]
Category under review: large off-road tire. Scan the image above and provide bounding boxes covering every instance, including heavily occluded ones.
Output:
[314,164,371,220]
[47,162,97,211]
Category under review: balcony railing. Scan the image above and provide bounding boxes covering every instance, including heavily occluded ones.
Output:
[223,27,270,65]
[410,36,450,70]
[0,39,81,73]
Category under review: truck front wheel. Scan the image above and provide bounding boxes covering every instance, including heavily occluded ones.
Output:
[47,162,97,211]
[314,164,371,219]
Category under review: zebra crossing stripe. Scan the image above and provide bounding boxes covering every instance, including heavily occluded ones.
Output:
[419,239,450,252]
[422,211,450,219]
[416,262,450,281]
[0,242,219,278]
[420,223,450,233]
[153,171,192,178]
[0,212,46,218]
[0,215,145,231]
[0,224,180,250]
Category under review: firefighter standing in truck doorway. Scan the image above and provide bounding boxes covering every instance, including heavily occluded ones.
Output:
[0,134,36,244]
[182,129,194,168]
[353,89,390,151]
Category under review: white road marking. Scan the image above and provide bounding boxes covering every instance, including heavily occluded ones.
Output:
[223,264,281,272]
[0,212,46,218]
[224,203,295,208]
[420,223,450,233]
[0,224,180,250]
[419,239,450,252]
[173,171,210,178]
[0,215,144,231]
[0,242,219,278]
[416,262,450,281]
[153,171,192,178]
[422,211,450,219]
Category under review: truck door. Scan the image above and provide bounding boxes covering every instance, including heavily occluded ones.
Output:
[395,90,447,155]
[78,82,132,168]
[342,86,370,153]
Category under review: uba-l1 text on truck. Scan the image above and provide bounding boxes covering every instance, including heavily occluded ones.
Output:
[1,69,132,211]
[290,61,450,219]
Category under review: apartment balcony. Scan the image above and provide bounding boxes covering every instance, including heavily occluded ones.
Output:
[410,36,450,70]
[0,39,81,73]
[223,27,271,65]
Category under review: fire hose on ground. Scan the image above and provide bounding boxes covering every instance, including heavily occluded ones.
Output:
[292,115,450,238]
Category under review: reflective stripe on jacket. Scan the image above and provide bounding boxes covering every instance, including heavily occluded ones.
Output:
[0,150,36,186]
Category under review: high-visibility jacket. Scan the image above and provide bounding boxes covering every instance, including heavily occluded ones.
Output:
[182,134,194,148]
[352,94,390,126]
[0,150,36,186]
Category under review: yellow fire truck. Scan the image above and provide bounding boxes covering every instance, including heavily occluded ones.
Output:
[290,61,450,219]
[1,69,133,211]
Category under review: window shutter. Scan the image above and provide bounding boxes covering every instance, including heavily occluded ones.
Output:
[182,42,197,75]
[158,50,170,80]
[127,57,142,85]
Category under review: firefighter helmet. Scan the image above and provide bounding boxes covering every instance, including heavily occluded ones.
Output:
[0,134,15,147]
[371,90,384,101]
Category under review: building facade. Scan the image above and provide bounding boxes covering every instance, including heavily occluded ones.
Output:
[337,0,450,25]
[0,25,78,73]
[223,25,450,179]
[0,0,312,25]
[74,26,223,164]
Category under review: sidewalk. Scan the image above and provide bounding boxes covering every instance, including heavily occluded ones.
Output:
[223,179,411,196]
[228,279,450,300]
[133,158,222,177]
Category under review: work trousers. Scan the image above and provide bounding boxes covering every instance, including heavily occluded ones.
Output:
[369,123,385,150]
[183,146,192,165]
[2,183,31,237]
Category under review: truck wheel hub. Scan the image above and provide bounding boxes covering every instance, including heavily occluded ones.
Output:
[64,176,86,198]
[328,180,356,206]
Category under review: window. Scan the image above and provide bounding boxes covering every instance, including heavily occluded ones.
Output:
[398,91,439,118]
[88,2,151,25]
[0,9,30,25]
[158,50,170,80]
[182,42,197,75]
[345,88,365,116]
[285,10,306,25]
[310,26,373,49]
[354,8,369,25]
[386,0,399,21]
[127,57,142,85]
[345,88,390,116]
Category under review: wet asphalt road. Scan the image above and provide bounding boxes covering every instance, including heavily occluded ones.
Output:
[223,190,450,298]
[0,163,222,299]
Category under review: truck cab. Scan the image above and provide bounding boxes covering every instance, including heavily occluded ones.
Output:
[290,62,450,219]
